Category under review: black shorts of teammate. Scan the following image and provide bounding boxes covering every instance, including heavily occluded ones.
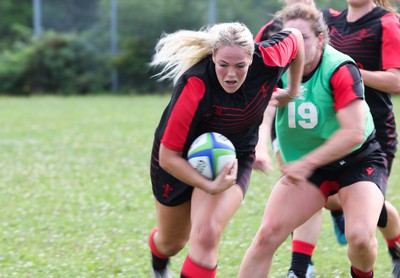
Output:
[150,140,255,207]
[308,137,388,199]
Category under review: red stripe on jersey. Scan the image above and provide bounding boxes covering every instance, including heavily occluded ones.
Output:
[380,13,400,70]
[257,31,298,67]
[331,63,363,112]
[161,76,205,152]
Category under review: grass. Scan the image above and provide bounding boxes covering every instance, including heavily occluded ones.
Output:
[0,95,399,277]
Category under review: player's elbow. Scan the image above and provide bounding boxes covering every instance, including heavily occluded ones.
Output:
[159,155,168,169]
[349,127,366,147]
[159,154,175,172]
[159,143,179,171]
[391,83,400,94]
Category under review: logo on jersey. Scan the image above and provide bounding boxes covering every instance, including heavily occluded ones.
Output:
[162,184,173,198]
[365,167,375,176]
[297,86,306,100]
[213,105,223,117]
[356,29,374,41]
[259,80,270,98]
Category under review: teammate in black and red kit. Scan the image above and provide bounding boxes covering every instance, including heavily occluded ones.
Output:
[322,1,400,169]
[147,22,304,278]
[319,0,400,276]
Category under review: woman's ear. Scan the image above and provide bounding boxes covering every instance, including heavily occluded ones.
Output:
[318,32,324,49]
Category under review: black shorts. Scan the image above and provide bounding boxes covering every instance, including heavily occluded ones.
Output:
[308,137,388,199]
[150,140,255,207]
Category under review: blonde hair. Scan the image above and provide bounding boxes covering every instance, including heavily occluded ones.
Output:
[150,22,254,85]
[374,0,400,16]
[278,3,330,46]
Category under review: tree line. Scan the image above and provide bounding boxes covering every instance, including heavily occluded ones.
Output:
[0,0,347,95]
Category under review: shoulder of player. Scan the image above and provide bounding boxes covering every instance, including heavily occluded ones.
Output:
[255,29,295,49]
[177,57,213,86]
[322,7,344,18]
[379,9,400,24]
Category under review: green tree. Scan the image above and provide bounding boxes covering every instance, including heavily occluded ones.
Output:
[0,0,32,50]
[0,0,380,94]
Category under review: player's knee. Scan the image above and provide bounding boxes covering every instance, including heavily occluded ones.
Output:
[251,222,284,254]
[161,238,188,256]
[346,226,376,253]
[156,231,189,256]
[191,222,222,251]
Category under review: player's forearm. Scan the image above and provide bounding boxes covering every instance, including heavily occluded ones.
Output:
[159,144,211,191]
[301,127,364,170]
[286,29,305,98]
[360,68,400,94]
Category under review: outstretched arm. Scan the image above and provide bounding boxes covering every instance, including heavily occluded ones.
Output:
[360,68,400,95]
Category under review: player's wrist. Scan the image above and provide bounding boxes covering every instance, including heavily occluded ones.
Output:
[302,155,319,170]
[285,88,298,99]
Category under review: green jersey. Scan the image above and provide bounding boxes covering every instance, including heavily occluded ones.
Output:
[276,45,375,163]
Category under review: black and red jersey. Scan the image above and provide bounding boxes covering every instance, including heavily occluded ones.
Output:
[254,17,283,43]
[322,7,400,156]
[154,30,298,158]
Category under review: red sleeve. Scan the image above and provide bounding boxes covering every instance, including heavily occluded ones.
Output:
[330,63,364,112]
[327,8,341,16]
[254,20,274,43]
[257,31,299,67]
[381,13,400,70]
[161,76,206,152]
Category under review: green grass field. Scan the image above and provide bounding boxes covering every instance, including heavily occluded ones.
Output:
[0,95,399,277]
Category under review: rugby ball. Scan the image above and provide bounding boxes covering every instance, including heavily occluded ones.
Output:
[187,132,236,180]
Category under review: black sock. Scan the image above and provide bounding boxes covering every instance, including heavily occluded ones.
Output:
[289,252,311,278]
[152,252,169,271]
[389,246,400,260]
[330,209,343,218]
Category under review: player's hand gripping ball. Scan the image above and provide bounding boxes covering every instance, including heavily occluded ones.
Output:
[187,132,236,180]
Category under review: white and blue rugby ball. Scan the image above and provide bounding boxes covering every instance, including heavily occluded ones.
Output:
[187,132,236,180]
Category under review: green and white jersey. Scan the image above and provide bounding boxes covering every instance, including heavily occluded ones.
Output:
[277,45,375,163]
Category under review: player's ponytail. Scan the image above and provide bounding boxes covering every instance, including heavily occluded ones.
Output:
[149,29,213,85]
[150,22,254,85]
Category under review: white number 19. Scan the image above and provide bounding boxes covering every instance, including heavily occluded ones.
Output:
[287,102,318,129]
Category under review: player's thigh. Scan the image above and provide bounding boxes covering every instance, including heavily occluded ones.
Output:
[264,178,325,229]
[191,184,243,231]
[339,181,384,232]
[156,200,191,240]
